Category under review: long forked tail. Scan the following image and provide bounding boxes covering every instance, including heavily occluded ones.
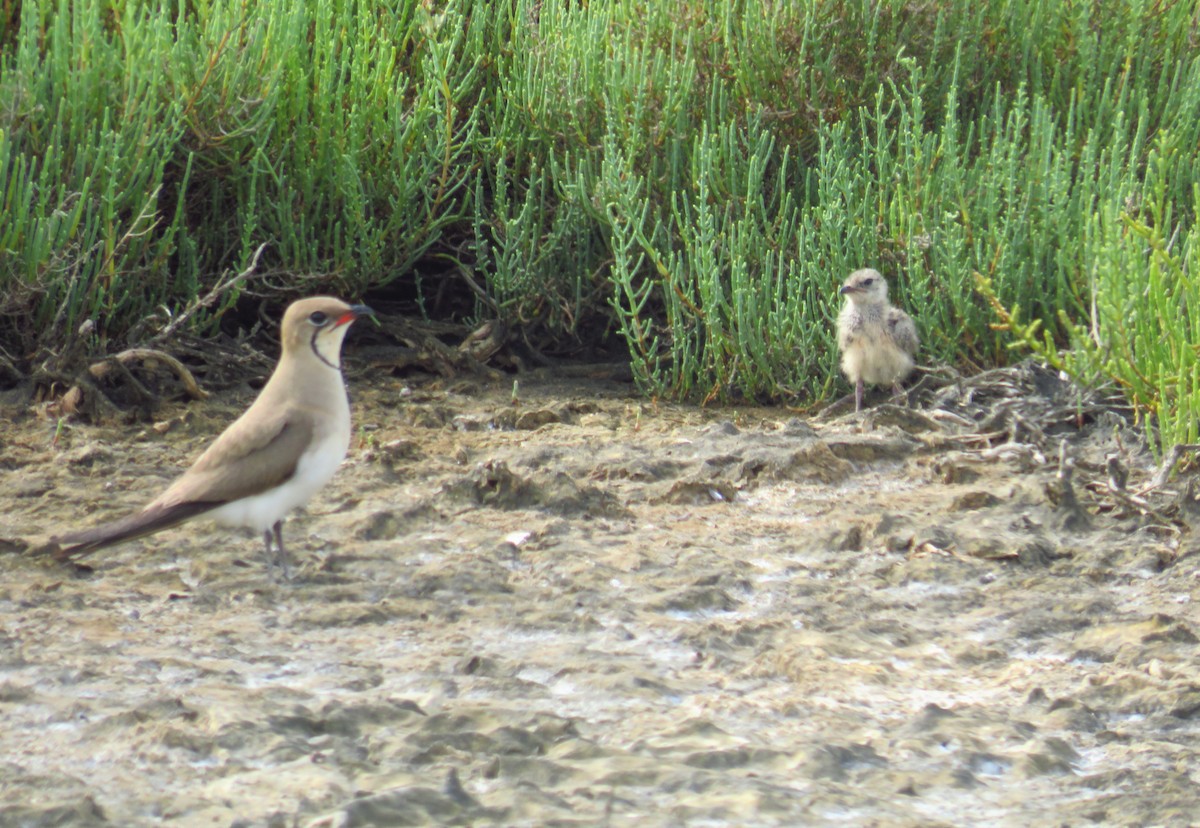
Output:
[51,502,215,557]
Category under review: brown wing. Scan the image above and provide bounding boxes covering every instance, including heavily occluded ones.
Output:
[51,501,216,556]
[51,410,314,557]
[154,408,314,510]
[886,308,920,356]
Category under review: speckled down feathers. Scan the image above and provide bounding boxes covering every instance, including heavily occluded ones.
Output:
[836,269,919,389]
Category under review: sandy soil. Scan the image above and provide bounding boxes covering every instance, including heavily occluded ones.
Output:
[1,361,1198,827]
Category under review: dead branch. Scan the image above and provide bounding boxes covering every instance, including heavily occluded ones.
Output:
[148,242,269,346]
[1148,443,1200,490]
[361,315,507,379]
[88,348,209,400]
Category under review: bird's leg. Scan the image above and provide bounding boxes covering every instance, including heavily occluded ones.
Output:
[891,381,909,405]
[259,522,291,580]
[272,520,292,581]
[855,378,864,412]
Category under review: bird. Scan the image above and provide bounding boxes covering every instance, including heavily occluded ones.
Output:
[50,296,374,571]
[836,268,919,412]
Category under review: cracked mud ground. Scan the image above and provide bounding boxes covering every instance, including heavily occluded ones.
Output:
[1,363,1198,827]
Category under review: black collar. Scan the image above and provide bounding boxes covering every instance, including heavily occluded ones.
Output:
[310,330,341,370]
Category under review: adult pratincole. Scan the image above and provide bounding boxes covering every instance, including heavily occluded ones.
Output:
[51,297,373,569]
[836,268,919,412]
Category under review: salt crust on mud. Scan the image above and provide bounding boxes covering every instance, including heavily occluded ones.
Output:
[1,365,1198,827]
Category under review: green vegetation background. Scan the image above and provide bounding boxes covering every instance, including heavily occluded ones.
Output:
[2,0,1198,449]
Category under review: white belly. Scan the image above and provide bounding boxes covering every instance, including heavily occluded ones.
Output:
[841,336,915,387]
[208,431,349,533]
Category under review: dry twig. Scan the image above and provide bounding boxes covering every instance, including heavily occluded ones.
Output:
[148,242,269,346]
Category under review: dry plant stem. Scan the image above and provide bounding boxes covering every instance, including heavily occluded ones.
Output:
[148,242,269,347]
[88,349,209,400]
[62,375,125,421]
[925,362,1184,524]
[95,355,158,408]
[60,347,211,419]
[1100,484,1173,524]
[0,351,24,383]
[1148,444,1200,490]
[360,317,506,379]
[452,260,500,314]
[459,320,507,363]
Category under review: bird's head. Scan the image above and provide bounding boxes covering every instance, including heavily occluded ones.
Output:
[839,268,890,306]
[281,297,374,370]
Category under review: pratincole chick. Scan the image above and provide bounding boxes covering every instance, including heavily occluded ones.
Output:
[836,268,919,412]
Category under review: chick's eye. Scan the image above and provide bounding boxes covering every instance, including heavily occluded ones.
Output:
[862,278,874,286]
[309,311,329,326]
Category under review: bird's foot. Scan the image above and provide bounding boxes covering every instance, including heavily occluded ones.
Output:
[261,525,294,582]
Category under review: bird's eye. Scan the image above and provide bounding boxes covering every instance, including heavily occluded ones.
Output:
[309,311,329,326]
[862,278,874,286]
